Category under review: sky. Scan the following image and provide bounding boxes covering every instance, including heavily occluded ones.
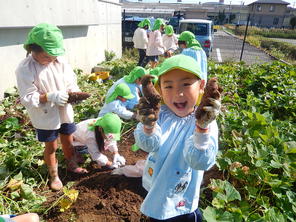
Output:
[127,0,296,7]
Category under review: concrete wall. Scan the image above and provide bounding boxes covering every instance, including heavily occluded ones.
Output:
[0,0,122,99]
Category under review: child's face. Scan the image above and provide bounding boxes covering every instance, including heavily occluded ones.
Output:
[117,96,127,102]
[135,77,142,86]
[32,51,57,65]
[159,69,204,117]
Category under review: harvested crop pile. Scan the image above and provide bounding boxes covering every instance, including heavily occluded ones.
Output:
[137,75,161,126]
[67,92,91,103]
[195,77,223,119]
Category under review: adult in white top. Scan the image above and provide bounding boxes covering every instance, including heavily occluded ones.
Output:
[162,25,178,58]
[133,19,150,67]
[146,18,166,68]
[15,23,87,191]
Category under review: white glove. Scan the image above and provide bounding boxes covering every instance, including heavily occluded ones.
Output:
[113,153,126,167]
[47,91,69,106]
[196,98,221,129]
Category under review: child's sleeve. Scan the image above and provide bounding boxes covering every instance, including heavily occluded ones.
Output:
[134,122,161,153]
[86,138,109,166]
[183,121,219,171]
[112,102,134,120]
[16,70,41,108]
[64,61,80,92]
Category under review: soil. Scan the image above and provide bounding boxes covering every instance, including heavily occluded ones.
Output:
[43,129,222,222]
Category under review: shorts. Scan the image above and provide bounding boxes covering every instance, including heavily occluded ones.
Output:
[36,123,76,142]
[149,208,202,222]
[147,55,159,62]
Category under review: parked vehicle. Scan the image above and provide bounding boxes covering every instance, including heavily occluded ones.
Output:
[178,19,216,57]
[122,17,155,48]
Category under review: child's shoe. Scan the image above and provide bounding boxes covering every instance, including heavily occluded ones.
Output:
[66,158,88,174]
[48,163,63,191]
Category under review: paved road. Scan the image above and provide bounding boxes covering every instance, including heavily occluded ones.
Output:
[270,38,296,45]
[210,30,274,64]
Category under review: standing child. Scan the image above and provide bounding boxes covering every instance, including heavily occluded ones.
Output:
[15,23,87,191]
[134,55,222,221]
[98,83,136,120]
[73,113,126,169]
[162,25,178,58]
[146,18,166,68]
[105,66,147,110]
[133,18,150,67]
[178,31,208,81]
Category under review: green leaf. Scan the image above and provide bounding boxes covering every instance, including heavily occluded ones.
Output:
[225,181,241,202]
[203,206,235,222]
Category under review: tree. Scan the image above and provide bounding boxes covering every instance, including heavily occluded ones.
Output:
[290,16,296,29]
[229,14,236,24]
[218,10,226,25]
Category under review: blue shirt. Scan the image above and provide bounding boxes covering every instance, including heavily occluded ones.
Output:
[134,105,218,220]
[181,48,208,81]
[106,77,142,110]
[98,100,134,120]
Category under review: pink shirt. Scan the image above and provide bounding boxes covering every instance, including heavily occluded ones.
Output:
[146,30,165,56]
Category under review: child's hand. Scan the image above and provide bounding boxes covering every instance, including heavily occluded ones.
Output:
[195,78,222,130]
[137,97,160,127]
[138,75,162,128]
[46,91,69,106]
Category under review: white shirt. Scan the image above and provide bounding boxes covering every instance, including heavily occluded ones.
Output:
[162,34,178,51]
[146,30,165,56]
[133,27,149,49]
[15,55,79,130]
[73,119,118,165]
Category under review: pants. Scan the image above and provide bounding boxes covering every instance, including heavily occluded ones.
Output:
[149,208,202,222]
[137,48,148,67]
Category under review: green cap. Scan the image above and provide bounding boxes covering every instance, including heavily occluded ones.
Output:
[155,54,203,85]
[178,31,202,50]
[124,66,147,83]
[152,18,165,31]
[88,113,122,141]
[165,25,174,35]
[148,67,160,84]
[24,23,65,56]
[106,83,134,104]
[138,18,151,29]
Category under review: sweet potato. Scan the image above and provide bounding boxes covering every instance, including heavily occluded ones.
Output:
[195,77,223,119]
[138,75,162,125]
[67,92,91,103]
[141,75,161,108]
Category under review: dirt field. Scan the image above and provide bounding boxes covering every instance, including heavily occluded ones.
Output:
[43,130,221,222]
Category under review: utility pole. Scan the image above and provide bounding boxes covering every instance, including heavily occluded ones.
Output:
[240,13,250,61]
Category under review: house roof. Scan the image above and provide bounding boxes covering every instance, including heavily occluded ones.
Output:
[248,0,290,5]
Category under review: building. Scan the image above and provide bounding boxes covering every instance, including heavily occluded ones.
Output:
[248,0,290,27]
[0,0,122,99]
[121,0,293,28]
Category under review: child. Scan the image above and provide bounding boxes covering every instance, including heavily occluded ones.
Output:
[178,31,208,81]
[105,66,147,110]
[15,23,87,191]
[134,55,221,221]
[73,113,126,169]
[98,83,135,120]
[133,18,150,67]
[146,18,166,68]
[162,25,178,58]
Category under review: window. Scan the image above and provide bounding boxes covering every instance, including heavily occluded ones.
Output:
[270,5,275,12]
[273,17,279,25]
[256,5,262,12]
